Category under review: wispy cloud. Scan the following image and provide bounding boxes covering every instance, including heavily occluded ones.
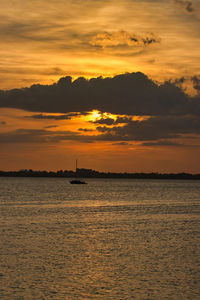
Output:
[141,140,186,147]
[172,0,194,13]
[78,128,94,132]
[90,31,161,48]
[0,128,82,144]
[112,141,132,146]
[26,112,83,120]
[44,125,58,128]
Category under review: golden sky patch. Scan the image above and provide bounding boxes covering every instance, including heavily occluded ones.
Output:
[0,0,199,89]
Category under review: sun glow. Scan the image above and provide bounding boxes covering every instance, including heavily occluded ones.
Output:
[86,110,117,122]
[89,110,102,121]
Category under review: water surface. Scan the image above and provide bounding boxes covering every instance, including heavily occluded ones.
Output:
[0,178,199,299]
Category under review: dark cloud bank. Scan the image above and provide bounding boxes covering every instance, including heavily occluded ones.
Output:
[0,72,200,146]
[0,72,200,116]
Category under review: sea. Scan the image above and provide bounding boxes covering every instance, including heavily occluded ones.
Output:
[0,177,199,300]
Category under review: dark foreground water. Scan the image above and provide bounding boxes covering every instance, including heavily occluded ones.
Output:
[0,177,200,299]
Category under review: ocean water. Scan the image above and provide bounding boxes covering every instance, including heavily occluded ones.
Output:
[0,177,199,300]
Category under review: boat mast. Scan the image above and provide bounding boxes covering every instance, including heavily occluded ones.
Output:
[75,159,78,174]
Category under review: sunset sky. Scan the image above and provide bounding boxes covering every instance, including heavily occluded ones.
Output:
[0,0,200,173]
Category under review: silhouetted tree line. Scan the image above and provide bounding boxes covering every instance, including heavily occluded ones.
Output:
[0,168,199,179]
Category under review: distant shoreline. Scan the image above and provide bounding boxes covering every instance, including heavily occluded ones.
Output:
[0,169,200,180]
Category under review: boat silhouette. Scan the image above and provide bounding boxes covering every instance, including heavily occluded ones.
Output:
[70,159,87,184]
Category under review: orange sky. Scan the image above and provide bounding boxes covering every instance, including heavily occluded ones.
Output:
[0,0,200,173]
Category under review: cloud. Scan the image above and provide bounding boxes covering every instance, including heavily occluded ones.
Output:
[44,67,67,76]
[0,129,52,143]
[1,72,200,117]
[112,142,131,146]
[90,31,161,48]
[26,112,82,120]
[44,125,58,128]
[1,113,200,146]
[141,140,185,147]
[0,128,85,144]
[78,128,94,132]
[95,114,200,141]
[192,76,200,91]
[172,0,194,13]
[0,18,62,44]
[0,121,6,125]
[92,116,132,125]
[92,117,115,125]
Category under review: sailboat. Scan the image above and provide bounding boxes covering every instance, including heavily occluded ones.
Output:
[70,159,87,184]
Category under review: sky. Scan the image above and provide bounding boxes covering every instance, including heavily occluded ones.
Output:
[0,0,200,173]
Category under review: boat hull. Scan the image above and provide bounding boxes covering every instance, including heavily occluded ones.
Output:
[70,180,87,184]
